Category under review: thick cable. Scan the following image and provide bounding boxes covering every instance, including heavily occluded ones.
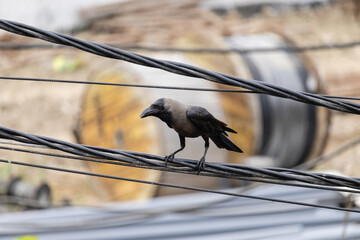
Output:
[0,19,360,114]
[0,158,359,214]
[1,126,360,191]
[1,144,360,195]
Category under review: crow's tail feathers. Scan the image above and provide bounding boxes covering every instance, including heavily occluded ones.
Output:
[216,119,237,134]
[210,134,243,153]
[223,126,237,134]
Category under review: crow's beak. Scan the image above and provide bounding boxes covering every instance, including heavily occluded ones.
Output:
[140,107,156,118]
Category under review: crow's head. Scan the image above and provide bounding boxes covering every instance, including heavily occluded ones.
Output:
[140,98,170,120]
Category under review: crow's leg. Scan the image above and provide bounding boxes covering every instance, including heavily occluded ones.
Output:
[196,136,209,174]
[165,135,185,166]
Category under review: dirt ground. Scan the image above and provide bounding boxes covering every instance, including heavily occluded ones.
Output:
[1,1,360,206]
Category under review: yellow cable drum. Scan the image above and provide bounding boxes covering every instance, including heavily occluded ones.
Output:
[77,69,161,201]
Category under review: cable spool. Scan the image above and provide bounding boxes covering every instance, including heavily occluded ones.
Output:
[77,70,162,201]
[76,33,329,199]
[172,33,329,169]
[226,34,329,168]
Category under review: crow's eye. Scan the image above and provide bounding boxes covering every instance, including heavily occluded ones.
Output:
[153,104,162,109]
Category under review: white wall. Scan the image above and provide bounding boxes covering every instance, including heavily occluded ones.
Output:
[0,0,127,31]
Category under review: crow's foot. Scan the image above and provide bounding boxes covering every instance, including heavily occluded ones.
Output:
[195,157,206,175]
[164,154,175,166]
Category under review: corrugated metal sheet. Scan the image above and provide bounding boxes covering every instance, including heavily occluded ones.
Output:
[0,184,358,240]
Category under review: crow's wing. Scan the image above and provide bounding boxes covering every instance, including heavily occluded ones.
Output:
[186,106,236,135]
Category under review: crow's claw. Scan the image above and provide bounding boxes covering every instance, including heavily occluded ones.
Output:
[164,154,175,166]
[195,157,206,175]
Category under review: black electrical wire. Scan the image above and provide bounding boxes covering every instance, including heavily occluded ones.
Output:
[0,76,255,94]
[1,76,360,101]
[0,127,353,187]
[1,125,360,191]
[1,40,360,53]
[1,144,360,195]
[0,140,47,149]
[0,158,359,214]
[1,19,360,114]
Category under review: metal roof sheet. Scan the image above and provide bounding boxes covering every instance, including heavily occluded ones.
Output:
[0,184,358,240]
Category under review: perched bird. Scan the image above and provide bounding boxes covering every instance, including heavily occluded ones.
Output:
[140,98,243,173]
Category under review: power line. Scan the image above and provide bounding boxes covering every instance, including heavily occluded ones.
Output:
[1,143,360,195]
[1,125,360,191]
[1,40,360,53]
[2,76,360,101]
[0,76,255,94]
[0,19,360,114]
[0,157,359,214]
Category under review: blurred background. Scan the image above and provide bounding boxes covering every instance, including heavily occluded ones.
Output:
[1,0,360,239]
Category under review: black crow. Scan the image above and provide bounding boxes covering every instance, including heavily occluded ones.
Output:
[140,98,243,173]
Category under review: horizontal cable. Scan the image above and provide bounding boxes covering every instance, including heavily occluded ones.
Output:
[0,158,359,214]
[1,125,360,191]
[0,19,360,114]
[1,143,360,195]
[1,76,360,101]
[1,40,360,53]
[0,76,254,94]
